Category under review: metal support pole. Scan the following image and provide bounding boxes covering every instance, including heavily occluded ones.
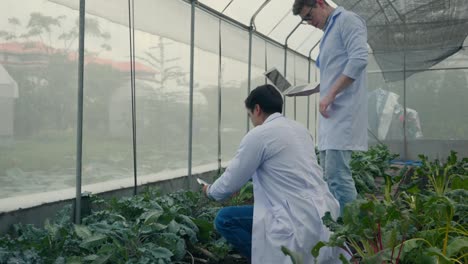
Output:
[293,55,296,120]
[307,57,311,130]
[247,28,253,131]
[74,0,85,224]
[216,1,233,172]
[308,41,320,139]
[403,16,408,160]
[188,0,196,177]
[314,67,318,141]
[264,40,268,84]
[247,0,271,132]
[217,19,222,173]
[284,21,302,116]
[283,45,287,115]
[131,0,137,195]
[128,0,138,196]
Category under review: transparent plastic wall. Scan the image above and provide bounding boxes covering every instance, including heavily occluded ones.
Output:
[266,42,285,83]
[404,46,468,159]
[220,21,251,160]
[134,1,190,177]
[0,0,320,205]
[295,54,309,128]
[82,1,134,191]
[192,9,219,167]
[406,69,468,141]
[285,51,296,119]
[0,0,78,198]
[249,34,268,136]
[368,52,420,158]
[367,53,405,154]
[265,42,285,116]
[250,35,267,90]
[368,46,468,159]
[264,42,319,134]
[405,41,468,146]
[310,65,320,141]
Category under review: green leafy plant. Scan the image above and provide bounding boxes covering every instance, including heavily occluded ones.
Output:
[0,189,240,263]
[281,245,304,264]
[350,145,399,196]
[230,181,254,206]
[303,151,467,264]
[411,151,467,196]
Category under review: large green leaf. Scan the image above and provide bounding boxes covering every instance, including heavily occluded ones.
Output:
[281,246,304,264]
[311,241,326,259]
[446,237,468,258]
[451,175,468,190]
[361,249,391,264]
[338,253,351,264]
[141,209,164,225]
[74,225,92,239]
[66,256,83,264]
[140,222,167,234]
[426,247,454,264]
[150,246,173,260]
[192,218,213,242]
[91,253,112,264]
[155,233,186,260]
[167,220,180,234]
[82,254,99,261]
[79,234,107,250]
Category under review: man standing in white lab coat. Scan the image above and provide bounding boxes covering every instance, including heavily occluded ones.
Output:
[203,84,347,263]
[292,0,368,215]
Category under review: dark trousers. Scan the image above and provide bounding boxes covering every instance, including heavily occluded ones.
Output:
[214,205,253,259]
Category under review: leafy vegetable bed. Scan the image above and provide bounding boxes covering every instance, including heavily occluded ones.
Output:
[1,146,466,264]
[0,189,250,264]
[288,150,468,264]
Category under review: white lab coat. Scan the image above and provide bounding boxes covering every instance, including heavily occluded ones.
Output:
[208,113,348,263]
[316,7,368,151]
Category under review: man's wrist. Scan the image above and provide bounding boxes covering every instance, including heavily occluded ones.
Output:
[328,89,338,99]
[204,184,215,200]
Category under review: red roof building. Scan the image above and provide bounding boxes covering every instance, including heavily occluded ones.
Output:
[0,41,157,76]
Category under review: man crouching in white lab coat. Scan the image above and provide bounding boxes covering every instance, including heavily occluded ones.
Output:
[202,84,349,263]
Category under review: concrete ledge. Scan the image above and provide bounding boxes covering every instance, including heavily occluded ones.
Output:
[0,162,229,234]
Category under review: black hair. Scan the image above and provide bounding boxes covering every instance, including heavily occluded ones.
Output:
[244,84,283,114]
[293,0,320,15]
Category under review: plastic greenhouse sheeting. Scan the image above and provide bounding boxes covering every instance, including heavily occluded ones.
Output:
[194,0,338,58]
[0,64,18,98]
[334,0,468,81]
[48,0,340,60]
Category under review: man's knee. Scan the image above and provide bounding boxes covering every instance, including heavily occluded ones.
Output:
[214,207,233,231]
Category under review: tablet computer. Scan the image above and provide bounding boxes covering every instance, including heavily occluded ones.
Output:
[264,67,319,96]
[264,67,292,94]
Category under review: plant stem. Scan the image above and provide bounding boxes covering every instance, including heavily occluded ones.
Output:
[349,239,366,258]
[371,241,378,254]
[195,246,219,261]
[395,237,405,264]
[186,251,195,264]
[378,222,383,251]
[443,216,450,255]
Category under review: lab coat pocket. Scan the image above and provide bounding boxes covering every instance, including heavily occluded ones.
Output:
[265,203,294,245]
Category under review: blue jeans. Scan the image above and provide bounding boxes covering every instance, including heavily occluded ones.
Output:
[214,205,253,258]
[319,150,357,215]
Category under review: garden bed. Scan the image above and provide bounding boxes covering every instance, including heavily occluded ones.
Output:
[0,187,252,264]
[1,146,466,263]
